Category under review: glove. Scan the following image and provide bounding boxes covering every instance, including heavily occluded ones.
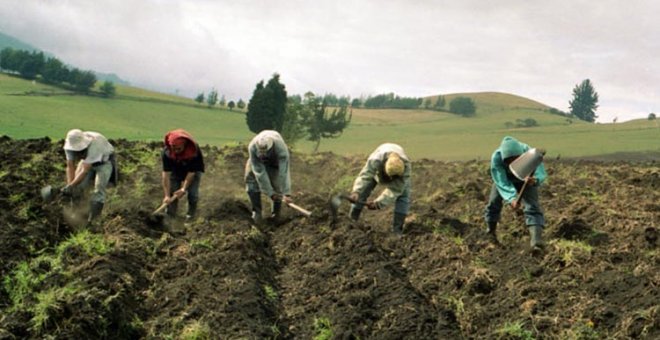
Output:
[366,200,380,210]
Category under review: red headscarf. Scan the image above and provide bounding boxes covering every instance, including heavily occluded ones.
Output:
[164,129,198,161]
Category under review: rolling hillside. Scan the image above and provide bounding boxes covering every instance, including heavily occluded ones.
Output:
[1,72,658,161]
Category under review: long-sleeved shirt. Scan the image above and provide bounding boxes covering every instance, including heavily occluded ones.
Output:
[248,130,291,197]
[352,143,411,208]
[64,132,114,164]
[490,141,547,203]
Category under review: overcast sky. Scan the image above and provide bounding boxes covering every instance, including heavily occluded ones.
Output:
[2,0,658,122]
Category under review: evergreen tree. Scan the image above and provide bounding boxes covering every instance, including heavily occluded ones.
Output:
[228,100,235,110]
[207,89,218,107]
[246,73,288,133]
[569,79,599,122]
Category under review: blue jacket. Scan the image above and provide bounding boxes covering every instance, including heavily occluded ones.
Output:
[490,137,547,203]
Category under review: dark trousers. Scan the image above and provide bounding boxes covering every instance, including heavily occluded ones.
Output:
[484,181,544,227]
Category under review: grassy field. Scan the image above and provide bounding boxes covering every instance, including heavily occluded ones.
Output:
[1,72,658,160]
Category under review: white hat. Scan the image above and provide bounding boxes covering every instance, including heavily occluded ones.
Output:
[64,129,93,151]
[255,134,274,156]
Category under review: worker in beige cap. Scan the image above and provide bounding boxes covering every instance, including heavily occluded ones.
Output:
[349,143,411,234]
[245,130,292,223]
[62,129,117,223]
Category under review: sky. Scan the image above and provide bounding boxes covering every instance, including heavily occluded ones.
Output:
[1,0,658,123]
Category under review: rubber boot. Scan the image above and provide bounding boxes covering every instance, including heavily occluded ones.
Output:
[88,201,104,223]
[271,200,282,219]
[529,225,544,249]
[392,213,406,235]
[248,192,262,223]
[349,206,362,221]
[486,221,498,242]
[186,201,197,220]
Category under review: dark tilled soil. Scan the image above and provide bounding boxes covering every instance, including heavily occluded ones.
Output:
[0,137,658,339]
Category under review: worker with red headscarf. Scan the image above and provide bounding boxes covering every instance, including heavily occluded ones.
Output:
[162,129,205,219]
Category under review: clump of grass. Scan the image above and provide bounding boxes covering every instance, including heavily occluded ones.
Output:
[494,320,535,340]
[179,320,211,340]
[190,238,213,250]
[560,320,599,340]
[263,284,278,301]
[30,284,79,332]
[56,230,113,258]
[313,317,333,340]
[553,240,592,266]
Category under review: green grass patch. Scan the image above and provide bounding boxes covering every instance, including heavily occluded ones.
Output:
[494,320,535,340]
[313,317,333,340]
[3,73,658,160]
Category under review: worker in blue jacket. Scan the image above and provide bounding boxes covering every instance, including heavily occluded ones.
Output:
[484,136,547,249]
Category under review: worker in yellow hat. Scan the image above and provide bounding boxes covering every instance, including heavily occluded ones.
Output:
[348,143,411,234]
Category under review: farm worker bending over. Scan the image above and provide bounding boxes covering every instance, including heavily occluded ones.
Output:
[162,129,205,220]
[349,143,411,235]
[245,130,292,223]
[62,129,117,223]
[484,136,547,249]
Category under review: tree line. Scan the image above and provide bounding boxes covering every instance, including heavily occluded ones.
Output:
[0,47,115,96]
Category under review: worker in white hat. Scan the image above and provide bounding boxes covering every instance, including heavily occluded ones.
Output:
[245,130,292,223]
[348,143,411,234]
[62,129,116,223]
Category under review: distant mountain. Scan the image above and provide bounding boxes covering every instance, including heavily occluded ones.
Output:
[0,31,130,86]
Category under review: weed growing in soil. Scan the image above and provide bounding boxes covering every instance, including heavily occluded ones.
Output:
[313,317,333,340]
[31,284,79,332]
[553,239,593,266]
[190,238,213,250]
[560,320,599,340]
[263,284,278,301]
[494,320,535,339]
[180,320,211,340]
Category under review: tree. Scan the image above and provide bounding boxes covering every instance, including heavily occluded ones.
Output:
[280,96,309,146]
[246,73,288,133]
[449,96,476,116]
[69,69,96,93]
[351,98,361,108]
[569,79,599,122]
[99,81,116,97]
[648,113,656,120]
[302,93,352,153]
[42,57,68,84]
[207,89,218,107]
[228,100,235,110]
[219,95,226,107]
[195,93,204,104]
[434,95,446,111]
[424,98,432,109]
[237,99,245,110]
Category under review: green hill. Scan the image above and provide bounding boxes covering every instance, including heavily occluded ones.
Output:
[1,72,658,160]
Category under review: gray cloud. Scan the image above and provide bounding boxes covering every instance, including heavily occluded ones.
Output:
[1,0,657,121]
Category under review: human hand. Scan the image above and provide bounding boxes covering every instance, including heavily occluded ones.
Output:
[271,193,282,202]
[526,176,537,186]
[282,195,293,204]
[366,200,380,210]
[163,195,172,204]
[511,200,521,209]
[348,192,359,203]
[173,188,187,199]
